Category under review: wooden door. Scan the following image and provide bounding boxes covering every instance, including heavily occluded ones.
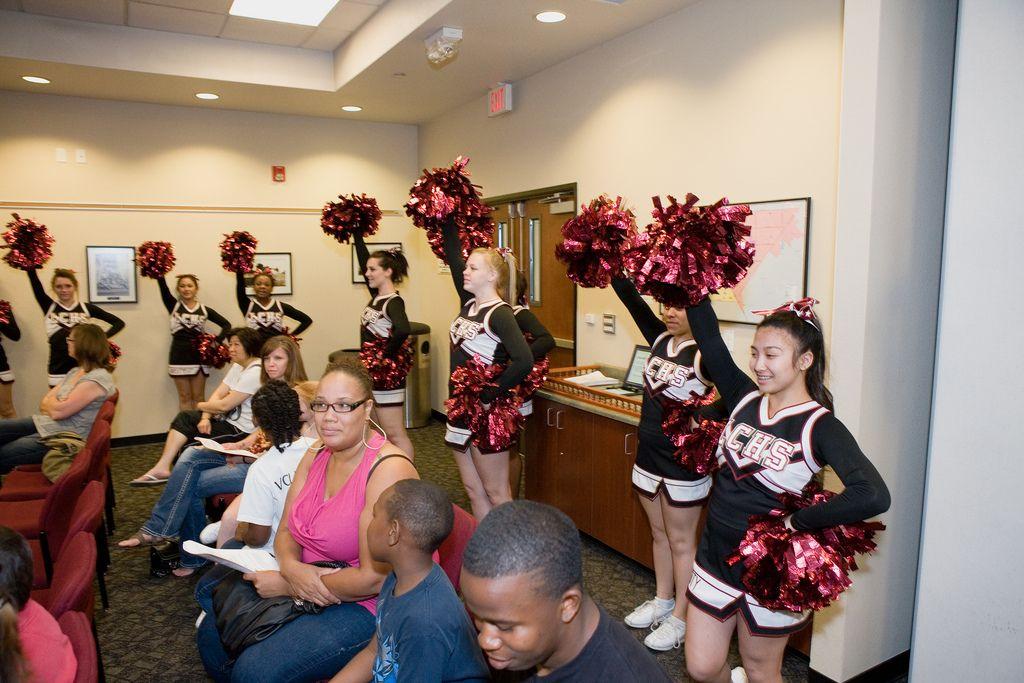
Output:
[524,397,559,506]
[489,191,577,368]
[589,417,640,558]
[552,404,594,533]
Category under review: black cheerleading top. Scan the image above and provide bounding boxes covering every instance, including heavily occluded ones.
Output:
[612,277,714,454]
[354,235,411,355]
[442,221,532,404]
[0,303,21,377]
[157,277,231,361]
[28,268,125,377]
[235,272,312,346]
[686,298,891,531]
[512,305,555,362]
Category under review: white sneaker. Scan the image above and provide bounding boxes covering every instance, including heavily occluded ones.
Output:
[731,667,748,683]
[624,598,675,629]
[199,521,221,545]
[644,614,686,651]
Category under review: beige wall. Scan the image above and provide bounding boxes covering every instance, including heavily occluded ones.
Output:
[0,91,419,438]
[416,0,843,404]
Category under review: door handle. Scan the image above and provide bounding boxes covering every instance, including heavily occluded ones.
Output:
[624,432,634,456]
[555,410,564,430]
[545,407,554,426]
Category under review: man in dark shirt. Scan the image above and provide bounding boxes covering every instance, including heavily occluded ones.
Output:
[460,501,672,682]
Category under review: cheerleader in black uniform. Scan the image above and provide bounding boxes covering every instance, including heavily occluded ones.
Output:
[682,298,890,683]
[235,269,312,348]
[157,274,231,411]
[26,268,125,386]
[353,234,414,459]
[0,300,20,419]
[509,271,554,498]
[611,276,716,651]
[441,221,532,519]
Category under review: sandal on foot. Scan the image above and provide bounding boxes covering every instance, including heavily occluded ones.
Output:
[130,473,170,487]
[117,531,164,549]
[172,566,197,578]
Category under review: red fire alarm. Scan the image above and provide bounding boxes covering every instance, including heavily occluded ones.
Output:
[272,165,286,182]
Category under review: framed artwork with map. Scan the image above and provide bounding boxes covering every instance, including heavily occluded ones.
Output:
[710,198,810,324]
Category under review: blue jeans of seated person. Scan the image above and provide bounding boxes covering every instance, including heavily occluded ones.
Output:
[141,446,250,569]
[195,539,245,616]
[197,598,374,683]
[0,418,48,474]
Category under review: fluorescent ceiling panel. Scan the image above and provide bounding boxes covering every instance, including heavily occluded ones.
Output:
[229,0,341,27]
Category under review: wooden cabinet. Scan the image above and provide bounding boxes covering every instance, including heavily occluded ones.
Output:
[524,396,653,569]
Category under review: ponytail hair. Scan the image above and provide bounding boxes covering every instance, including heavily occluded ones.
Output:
[757,311,834,411]
[0,527,33,683]
[470,247,516,303]
[369,249,410,284]
[515,268,529,306]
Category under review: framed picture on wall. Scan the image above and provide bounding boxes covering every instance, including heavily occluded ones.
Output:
[85,246,137,303]
[352,243,403,284]
[710,197,811,325]
[244,253,293,295]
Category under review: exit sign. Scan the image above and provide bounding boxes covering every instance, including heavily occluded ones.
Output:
[488,82,513,117]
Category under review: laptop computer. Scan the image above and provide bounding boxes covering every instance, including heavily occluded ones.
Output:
[605,344,650,396]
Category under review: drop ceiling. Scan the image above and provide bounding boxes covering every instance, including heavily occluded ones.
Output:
[0,0,698,124]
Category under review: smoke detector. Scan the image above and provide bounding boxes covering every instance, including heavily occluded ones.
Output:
[425,26,463,66]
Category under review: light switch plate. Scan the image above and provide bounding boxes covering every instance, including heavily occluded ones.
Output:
[55,147,67,163]
[75,149,86,163]
[584,313,595,325]
[602,313,616,334]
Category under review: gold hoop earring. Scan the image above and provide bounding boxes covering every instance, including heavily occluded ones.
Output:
[368,416,388,443]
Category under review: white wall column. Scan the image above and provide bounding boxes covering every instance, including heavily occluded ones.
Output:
[811,1,957,679]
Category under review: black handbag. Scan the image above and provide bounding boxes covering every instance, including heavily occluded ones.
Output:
[212,560,348,659]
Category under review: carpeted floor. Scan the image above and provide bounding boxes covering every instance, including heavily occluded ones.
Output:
[97,420,812,682]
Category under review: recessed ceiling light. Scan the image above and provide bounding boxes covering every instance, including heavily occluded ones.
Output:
[195,92,220,100]
[22,76,50,84]
[341,105,362,112]
[535,11,566,23]
[229,0,340,27]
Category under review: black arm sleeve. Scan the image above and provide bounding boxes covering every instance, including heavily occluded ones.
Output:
[482,308,533,403]
[611,277,665,346]
[157,277,177,313]
[686,298,755,411]
[280,303,313,337]
[205,306,232,340]
[791,416,891,530]
[0,306,19,341]
[384,297,411,355]
[235,271,250,315]
[88,304,125,338]
[515,309,555,360]
[353,233,377,297]
[27,268,53,313]
[441,220,471,305]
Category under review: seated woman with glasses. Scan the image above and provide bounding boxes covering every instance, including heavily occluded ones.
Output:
[198,360,420,682]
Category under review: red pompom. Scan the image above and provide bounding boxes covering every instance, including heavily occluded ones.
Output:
[405,157,494,262]
[623,195,755,308]
[195,333,231,369]
[661,391,722,475]
[445,357,524,452]
[359,337,413,390]
[0,300,11,326]
[2,214,54,271]
[107,341,122,367]
[518,356,550,400]
[556,195,636,288]
[728,483,886,612]
[218,231,258,274]
[137,241,176,279]
[321,194,382,244]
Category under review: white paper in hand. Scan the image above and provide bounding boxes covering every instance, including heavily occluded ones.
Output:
[196,437,258,459]
[181,541,279,573]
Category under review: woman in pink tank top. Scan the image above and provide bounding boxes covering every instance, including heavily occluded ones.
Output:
[196,362,419,683]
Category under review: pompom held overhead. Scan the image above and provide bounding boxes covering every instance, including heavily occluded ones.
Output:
[218,231,258,274]
[405,156,494,262]
[137,241,176,279]
[555,195,636,288]
[623,194,755,308]
[2,213,54,271]
[321,193,383,244]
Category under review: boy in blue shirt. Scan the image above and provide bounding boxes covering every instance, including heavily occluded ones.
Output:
[332,479,489,683]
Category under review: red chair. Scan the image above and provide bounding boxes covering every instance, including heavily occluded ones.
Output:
[0,421,110,502]
[29,481,108,603]
[32,531,96,620]
[438,504,477,592]
[58,611,100,683]
[206,492,240,522]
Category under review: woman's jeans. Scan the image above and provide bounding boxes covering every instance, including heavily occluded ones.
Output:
[197,597,374,683]
[0,417,47,474]
[141,446,249,568]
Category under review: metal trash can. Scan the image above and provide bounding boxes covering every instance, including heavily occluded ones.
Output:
[403,322,431,429]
